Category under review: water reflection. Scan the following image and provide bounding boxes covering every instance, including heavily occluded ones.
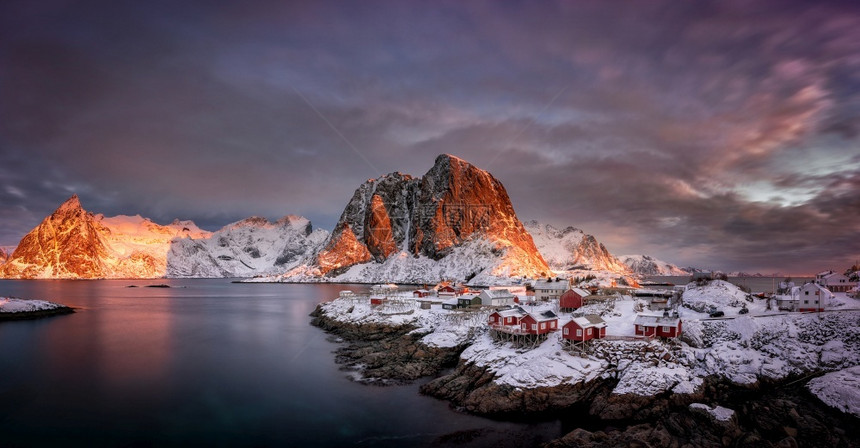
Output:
[0,279,562,447]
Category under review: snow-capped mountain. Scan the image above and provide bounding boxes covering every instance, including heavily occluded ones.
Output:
[620,254,690,276]
[0,195,325,279]
[0,195,211,278]
[166,216,328,278]
[524,221,629,274]
[263,154,550,284]
[0,247,8,264]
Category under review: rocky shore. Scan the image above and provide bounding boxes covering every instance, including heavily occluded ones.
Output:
[310,300,859,447]
[310,304,466,384]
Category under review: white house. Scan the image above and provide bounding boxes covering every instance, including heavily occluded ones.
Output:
[533,280,567,301]
[479,289,516,307]
[818,272,856,293]
[799,282,832,312]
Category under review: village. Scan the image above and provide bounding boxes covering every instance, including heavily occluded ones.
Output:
[335,269,859,354]
[321,268,860,404]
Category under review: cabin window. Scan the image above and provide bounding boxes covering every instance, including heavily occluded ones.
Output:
[531,324,537,330]
[550,321,556,329]
[805,291,809,295]
[586,328,592,335]
[662,326,670,332]
[521,323,527,330]
[804,300,809,304]
[563,327,569,335]
[576,329,582,337]
[540,323,546,330]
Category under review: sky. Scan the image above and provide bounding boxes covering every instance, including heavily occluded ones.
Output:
[1,0,858,274]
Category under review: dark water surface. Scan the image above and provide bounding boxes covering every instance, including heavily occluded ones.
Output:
[0,279,561,447]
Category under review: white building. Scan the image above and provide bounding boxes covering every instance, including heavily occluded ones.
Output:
[817,272,856,293]
[479,289,516,307]
[799,282,832,312]
[533,280,567,302]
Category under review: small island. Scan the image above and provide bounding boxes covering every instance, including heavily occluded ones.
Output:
[0,297,75,321]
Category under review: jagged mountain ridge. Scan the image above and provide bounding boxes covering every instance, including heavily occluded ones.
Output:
[0,195,211,278]
[166,216,328,278]
[274,154,550,284]
[0,195,324,279]
[620,254,690,276]
[524,221,629,274]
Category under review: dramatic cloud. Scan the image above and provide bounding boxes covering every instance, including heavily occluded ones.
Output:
[1,0,858,273]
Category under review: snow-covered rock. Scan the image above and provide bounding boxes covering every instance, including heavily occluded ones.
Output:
[166,216,328,278]
[806,366,860,418]
[0,297,70,314]
[621,254,689,276]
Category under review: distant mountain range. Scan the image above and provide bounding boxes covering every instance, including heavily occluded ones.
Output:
[0,154,688,283]
[619,254,691,276]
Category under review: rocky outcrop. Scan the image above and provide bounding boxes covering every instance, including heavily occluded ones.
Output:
[309,305,464,384]
[307,154,549,282]
[0,247,8,264]
[420,362,612,416]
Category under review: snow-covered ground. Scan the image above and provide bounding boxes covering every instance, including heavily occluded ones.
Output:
[0,297,68,313]
[317,280,860,396]
[806,366,860,418]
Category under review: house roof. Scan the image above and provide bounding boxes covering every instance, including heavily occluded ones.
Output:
[443,298,460,306]
[534,280,566,290]
[496,307,527,318]
[634,314,680,327]
[458,294,479,301]
[567,288,591,297]
[480,289,513,298]
[570,314,607,328]
[532,310,558,322]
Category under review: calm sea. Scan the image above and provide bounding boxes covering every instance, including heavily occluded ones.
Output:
[0,279,565,447]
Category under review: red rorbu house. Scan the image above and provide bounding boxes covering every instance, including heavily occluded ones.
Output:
[634,314,682,338]
[519,311,559,335]
[560,288,591,312]
[488,307,528,329]
[413,289,432,298]
[562,315,607,342]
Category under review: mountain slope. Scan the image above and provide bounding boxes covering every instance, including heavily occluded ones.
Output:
[524,221,629,274]
[620,254,690,276]
[166,216,328,278]
[271,154,550,284]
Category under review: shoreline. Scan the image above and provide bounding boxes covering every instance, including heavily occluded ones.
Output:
[309,293,860,447]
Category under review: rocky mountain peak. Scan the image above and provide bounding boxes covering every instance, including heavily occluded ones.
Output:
[311,154,549,280]
[53,194,85,217]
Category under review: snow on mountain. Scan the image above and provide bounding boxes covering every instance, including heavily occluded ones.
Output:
[259,154,550,285]
[0,247,8,264]
[620,254,690,276]
[166,216,328,278]
[523,220,629,274]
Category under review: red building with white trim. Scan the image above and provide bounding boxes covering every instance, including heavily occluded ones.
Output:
[634,314,682,338]
[560,288,591,311]
[562,315,607,342]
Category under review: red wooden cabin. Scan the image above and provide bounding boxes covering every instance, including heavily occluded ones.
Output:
[560,288,591,311]
[634,315,682,338]
[562,315,607,342]
[518,311,559,335]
